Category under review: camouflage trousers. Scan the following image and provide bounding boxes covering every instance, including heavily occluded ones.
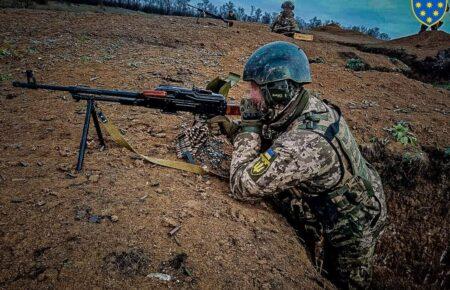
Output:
[276,169,387,289]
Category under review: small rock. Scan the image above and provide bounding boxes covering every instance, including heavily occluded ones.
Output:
[154,133,166,138]
[162,217,178,227]
[155,188,163,194]
[58,164,71,172]
[147,273,172,281]
[19,161,29,167]
[139,194,148,202]
[110,215,119,223]
[88,215,102,223]
[88,174,100,183]
[11,197,23,203]
[66,172,77,179]
[75,209,89,220]
[150,181,160,187]
[134,159,144,167]
[37,161,44,167]
[37,201,46,207]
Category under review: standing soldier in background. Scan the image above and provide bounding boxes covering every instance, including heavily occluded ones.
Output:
[227,10,237,21]
[270,1,300,36]
[224,41,387,289]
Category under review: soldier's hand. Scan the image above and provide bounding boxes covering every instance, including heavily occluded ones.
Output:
[240,98,264,134]
[208,116,240,140]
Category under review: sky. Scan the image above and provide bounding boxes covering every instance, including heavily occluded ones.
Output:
[212,0,450,38]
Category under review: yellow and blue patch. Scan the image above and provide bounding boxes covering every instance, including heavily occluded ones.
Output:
[250,148,277,178]
[411,0,448,26]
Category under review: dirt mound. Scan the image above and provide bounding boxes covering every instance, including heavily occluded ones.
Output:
[0,5,449,289]
[375,30,450,59]
[317,23,345,32]
[312,26,382,45]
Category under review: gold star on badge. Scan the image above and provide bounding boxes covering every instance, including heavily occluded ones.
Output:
[420,10,427,16]
[438,2,444,8]
[426,17,432,23]
[427,2,433,8]
[433,10,439,16]
[416,2,422,8]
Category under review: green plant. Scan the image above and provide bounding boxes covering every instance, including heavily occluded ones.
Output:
[388,121,418,146]
[0,48,11,58]
[80,55,92,63]
[345,58,368,71]
[27,47,38,54]
[433,82,450,91]
[0,73,12,82]
[79,34,90,44]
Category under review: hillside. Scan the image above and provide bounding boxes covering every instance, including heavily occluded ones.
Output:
[0,6,449,289]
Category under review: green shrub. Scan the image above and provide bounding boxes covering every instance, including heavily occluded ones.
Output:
[388,121,418,146]
[0,73,12,82]
[345,58,368,71]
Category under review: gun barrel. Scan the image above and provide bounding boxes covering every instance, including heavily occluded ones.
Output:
[12,81,141,98]
[12,77,240,116]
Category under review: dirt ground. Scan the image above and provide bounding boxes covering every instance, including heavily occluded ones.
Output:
[0,5,449,289]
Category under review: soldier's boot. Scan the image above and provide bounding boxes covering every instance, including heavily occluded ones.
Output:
[333,242,376,289]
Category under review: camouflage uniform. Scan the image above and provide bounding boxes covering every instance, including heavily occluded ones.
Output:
[229,89,387,289]
[270,11,300,35]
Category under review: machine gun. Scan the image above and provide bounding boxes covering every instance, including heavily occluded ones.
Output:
[186,4,233,27]
[12,70,240,171]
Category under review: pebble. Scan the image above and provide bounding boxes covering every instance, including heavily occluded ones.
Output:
[139,194,148,202]
[19,161,29,167]
[88,174,100,183]
[162,217,178,227]
[58,164,71,172]
[155,188,163,194]
[154,133,166,138]
[11,197,23,203]
[37,201,46,207]
[110,215,119,222]
[88,215,102,223]
[150,181,160,187]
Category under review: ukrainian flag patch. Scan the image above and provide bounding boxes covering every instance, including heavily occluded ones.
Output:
[250,148,277,178]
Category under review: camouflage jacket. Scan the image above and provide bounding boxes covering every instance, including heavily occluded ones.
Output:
[230,90,385,228]
[270,12,300,32]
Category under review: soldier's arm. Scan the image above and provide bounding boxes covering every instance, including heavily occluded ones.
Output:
[289,17,300,31]
[229,129,341,201]
[270,15,281,31]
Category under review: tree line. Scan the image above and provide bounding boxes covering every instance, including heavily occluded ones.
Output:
[15,0,390,40]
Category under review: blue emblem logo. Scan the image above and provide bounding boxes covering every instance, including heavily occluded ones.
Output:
[411,0,448,26]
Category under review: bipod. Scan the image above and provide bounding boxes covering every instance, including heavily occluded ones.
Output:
[76,98,106,171]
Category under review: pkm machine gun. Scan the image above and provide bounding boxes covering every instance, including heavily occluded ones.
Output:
[12,70,240,171]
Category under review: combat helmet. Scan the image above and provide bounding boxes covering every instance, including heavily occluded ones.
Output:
[281,1,295,10]
[243,41,311,106]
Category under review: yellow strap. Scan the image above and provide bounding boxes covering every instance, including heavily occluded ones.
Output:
[96,107,208,175]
